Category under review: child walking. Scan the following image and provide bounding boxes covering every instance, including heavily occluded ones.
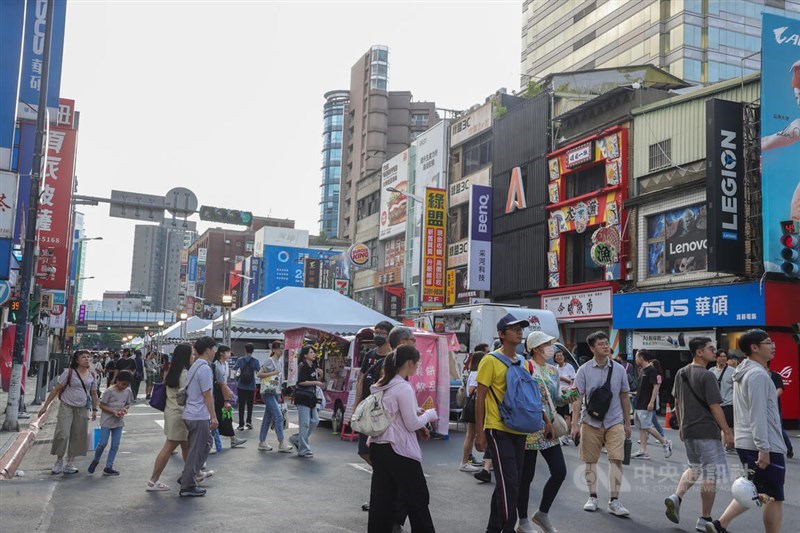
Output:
[89,370,134,476]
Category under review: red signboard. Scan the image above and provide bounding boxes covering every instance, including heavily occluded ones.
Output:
[35,99,77,291]
[422,188,446,307]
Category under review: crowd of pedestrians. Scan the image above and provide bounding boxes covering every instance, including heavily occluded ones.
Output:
[36,320,790,532]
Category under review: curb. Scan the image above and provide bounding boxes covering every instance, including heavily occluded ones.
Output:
[0,401,55,480]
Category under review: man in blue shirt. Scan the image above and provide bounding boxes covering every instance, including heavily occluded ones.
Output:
[234,343,259,430]
[179,336,218,497]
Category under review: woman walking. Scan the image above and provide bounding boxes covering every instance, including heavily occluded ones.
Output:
[257,343,292,452]
[211,345,246,451]
[516,332,568,533]
[38,350,98,474]
[289,346,323,457]
[459,351,485,472]
[145,351,158,400]
[554,350,576,445]
[146,344,191,491]
[368,345,438,533]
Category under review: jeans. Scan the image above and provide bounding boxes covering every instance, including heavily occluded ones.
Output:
[368,443,435,533]
[294,405,319,456]
[651,410,665,437]
[485,429,526,533]
[259,393,285,443]
[93,426,123,467]
[518,446,567,517]
[238,388,255,426]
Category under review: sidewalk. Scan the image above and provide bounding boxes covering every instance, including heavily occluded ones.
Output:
[0,385,41,457]
[0,381,54,479]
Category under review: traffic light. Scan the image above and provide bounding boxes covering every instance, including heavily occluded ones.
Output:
[198,205,253,226]
[779,220,800,277]
[8,300,20,322]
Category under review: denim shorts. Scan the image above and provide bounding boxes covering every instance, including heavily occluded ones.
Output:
[736,448,786,501]
[685,438,728,481]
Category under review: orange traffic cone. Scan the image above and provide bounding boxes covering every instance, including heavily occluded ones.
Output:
[665,402,673,428]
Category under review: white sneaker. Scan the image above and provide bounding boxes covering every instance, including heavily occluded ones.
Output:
[231,437,247,448]
[459,462,481,472]
[278,442,293,453]
[583,496,599,512]
[696,517,713,532]
[515,516,535,533]
[51,460,63,475]
[258,441,273,451]
[664,439,673,459]
[607,499,630,517]
[664,494,681,523]
[532,510,558,533]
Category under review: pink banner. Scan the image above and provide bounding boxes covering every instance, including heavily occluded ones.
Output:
[409,335,438,412]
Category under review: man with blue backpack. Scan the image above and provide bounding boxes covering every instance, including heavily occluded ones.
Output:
[475,314,545,533]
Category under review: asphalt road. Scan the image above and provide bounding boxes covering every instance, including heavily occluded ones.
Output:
[2,401,798,533]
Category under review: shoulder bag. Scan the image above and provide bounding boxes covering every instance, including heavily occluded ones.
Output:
[176,365,201,407]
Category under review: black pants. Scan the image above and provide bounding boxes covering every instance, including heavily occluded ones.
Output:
[238,388,254,426]
[485,429,526,533]
[131,377,142,399]
[214,385,235,437]
[368,443,435,533]
[518,446,567,518]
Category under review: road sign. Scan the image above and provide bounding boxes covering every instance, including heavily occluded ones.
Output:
[0,280,10,305]
[109,190,165,222]
[334,278,350,295]
[164,187,198,216]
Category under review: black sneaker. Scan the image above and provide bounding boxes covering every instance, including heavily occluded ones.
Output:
[474,469,491,483]
[87,460,99,474]
[179,486,207,497]
[103,467,120,476]
[704,520,728,533]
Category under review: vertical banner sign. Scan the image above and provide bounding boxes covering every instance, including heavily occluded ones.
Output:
[0,1,26,162]
[468,185,492,290]
[383,287,404,321]
[247,256,262,303]
[379,150,409,240]
[188,255,198,281]
[422,188,447,308]
[35,105,77,291]
[303,258,322,288]
[0,171,19,237]
[761,14,800,274]
[705,99,745,275]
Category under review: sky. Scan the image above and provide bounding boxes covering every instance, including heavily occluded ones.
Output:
[60,0,523,301]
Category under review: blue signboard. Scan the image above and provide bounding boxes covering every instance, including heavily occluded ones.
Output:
[0,238,11,280]
[196,264,206,283]
[14,122,36,241]
[262,245,337,296]
[0,1,25,154]
[247,256,262,304]
[612,282,765,330]
[188,255,197,282]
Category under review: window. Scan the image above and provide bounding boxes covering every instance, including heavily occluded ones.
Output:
[645,204,707,277]
[245,241,254,252]
[684,59,701,82]
[462,131,492,176]
[565,163,605,200]
[356,191,380,220]
[566,230,605,284]
[685,24,702,47]
[366,239,378,268]
[411,114,429,127]
[648,139,672,171]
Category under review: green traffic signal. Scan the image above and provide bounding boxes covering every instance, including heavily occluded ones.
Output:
[198,205,253,226]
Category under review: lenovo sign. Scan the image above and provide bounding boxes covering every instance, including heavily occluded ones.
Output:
[705,99,746,275]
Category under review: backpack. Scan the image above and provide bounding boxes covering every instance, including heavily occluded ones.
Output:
[488,351,543,434]
[239,357,255,385]
[624,362,639,393]
[585,362,616,420]
[362,357,385,400]
[351,390,394,437]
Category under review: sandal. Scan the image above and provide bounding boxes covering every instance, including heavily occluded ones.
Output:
[146,480,170,492]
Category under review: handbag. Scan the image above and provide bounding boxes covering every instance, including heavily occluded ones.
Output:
[149,383,167,412]
[537,366,569,438]
[460,393,476,423]
[455,383,467,409]
[351,391,394,437]
[293,386,317,408]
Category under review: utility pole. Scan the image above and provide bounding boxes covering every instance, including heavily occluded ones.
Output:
[4,0,56,431]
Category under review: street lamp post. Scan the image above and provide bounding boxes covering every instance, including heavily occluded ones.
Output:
[221,294,233,347]
[179,312,188,340]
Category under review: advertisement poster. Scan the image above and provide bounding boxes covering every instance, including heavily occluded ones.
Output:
[632,330,716,351]
[421,189,446,308]
[408,335,439,422]
[413,121,447,189]
[262,245,338,295]
[379,150,409,240]
[467,185,492,291]
[188,255,197,282]
[761,14,800,273]
[647,204,707,276]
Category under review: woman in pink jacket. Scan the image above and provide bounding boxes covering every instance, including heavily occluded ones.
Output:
[368,345,438,533]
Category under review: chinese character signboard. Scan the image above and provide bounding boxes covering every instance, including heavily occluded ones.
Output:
[0,171,18,238]
[612,283,764,329]
[761,14,800,276]
[422,188,446,308]
[303,258,322,288]
[632,330,717,351]
[542,287,613,321]
[384,287,404,321]
[468,185,492,291]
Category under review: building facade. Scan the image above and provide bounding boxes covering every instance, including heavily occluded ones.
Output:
[521,0,800,86]
[130,220,197,313]
[102,290,150,313]
[319,90,349,238]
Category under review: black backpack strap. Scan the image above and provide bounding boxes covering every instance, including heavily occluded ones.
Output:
[716,365,727,386]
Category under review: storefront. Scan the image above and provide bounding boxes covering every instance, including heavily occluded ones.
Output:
[613,281,800,421]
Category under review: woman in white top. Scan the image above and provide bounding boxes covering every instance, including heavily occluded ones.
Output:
[554,350,576,442]
[459,351,486,472]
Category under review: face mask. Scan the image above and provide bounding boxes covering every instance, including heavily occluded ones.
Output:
[374,335,387,347]
[543,345,555,359]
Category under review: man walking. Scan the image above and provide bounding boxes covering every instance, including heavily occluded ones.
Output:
[710,350,735,452]
[475,313,531,533]
[131,350,145,401]
[179,336,218,497]
[664,337,734,532]
[234,343,259,430]
[632,350,672,460]
[571,331,632,517]
[707,329,786,533]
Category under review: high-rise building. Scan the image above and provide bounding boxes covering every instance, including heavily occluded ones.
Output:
[319,90,349,238]
[130,220,197,313]
[521,0,800,86]
[337,45,438,242]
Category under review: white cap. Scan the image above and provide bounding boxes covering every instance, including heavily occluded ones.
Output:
[526,331,556,351]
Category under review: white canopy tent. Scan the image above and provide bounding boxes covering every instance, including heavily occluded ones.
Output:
[157,316,212,343]
[212,287,399,336]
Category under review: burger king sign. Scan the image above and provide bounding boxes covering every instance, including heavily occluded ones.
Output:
[349,243,371,267]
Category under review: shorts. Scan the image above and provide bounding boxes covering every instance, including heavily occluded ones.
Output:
[736,448,786,502]
[556,404,570,418]
[684,439,728,481]
[358,432,369,456]
[146,374,155,386]
[635,409,654,429]
[579,423,625,463]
